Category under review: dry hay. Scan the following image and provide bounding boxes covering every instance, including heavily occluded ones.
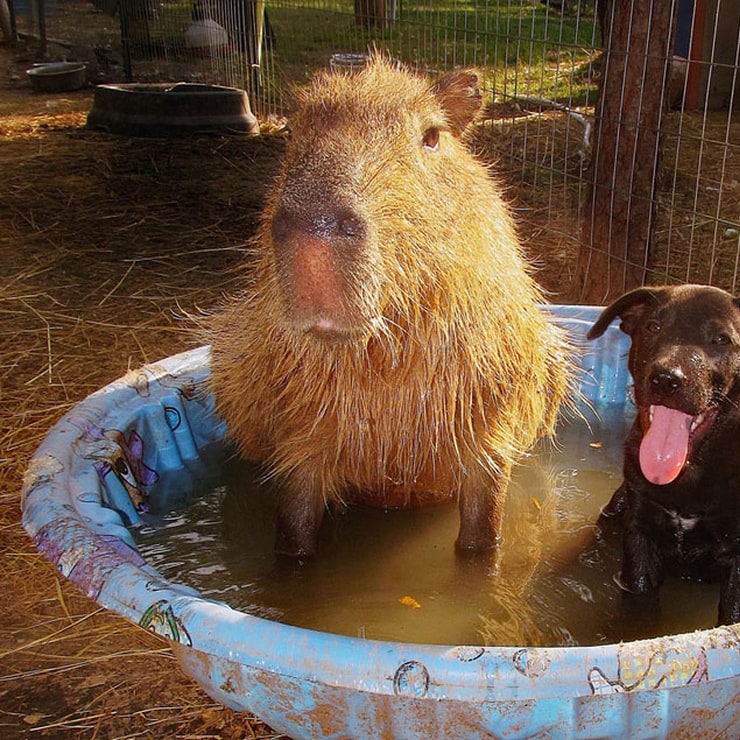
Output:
[475,104,598,299]
[0,40,287,738]
[655,110,740,290]
[476,104,740,298]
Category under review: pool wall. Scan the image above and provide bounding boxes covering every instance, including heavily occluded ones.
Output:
[21,307,740,739]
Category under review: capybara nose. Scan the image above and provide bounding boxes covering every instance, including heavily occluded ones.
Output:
[649,367,683,397]
[272,205,367,245]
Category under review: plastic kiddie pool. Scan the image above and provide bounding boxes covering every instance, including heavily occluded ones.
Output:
[21,305,740,739]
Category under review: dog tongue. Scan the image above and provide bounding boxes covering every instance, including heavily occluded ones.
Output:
[639,405,692,485]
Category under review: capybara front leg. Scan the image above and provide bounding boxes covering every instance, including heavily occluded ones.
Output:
[274,483,327,559]
[455,464,509,553]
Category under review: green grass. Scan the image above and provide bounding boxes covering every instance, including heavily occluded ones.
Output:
[264,0,600,107]
[45,0,599,111]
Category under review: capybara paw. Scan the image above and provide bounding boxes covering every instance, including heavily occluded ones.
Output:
[274,529,320,559]
[454,531,500,554]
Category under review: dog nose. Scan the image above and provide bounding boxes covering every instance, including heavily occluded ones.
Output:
[649,367,683,397]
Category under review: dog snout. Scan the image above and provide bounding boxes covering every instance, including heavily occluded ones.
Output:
[648,366,684,398]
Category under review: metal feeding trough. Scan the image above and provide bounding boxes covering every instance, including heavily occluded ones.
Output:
[21,306,740,738]
[86,83,259,137]
[27,62,87,93]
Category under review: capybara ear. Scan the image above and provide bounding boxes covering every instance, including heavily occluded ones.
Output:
[431,69,483,136]
[587,287,664,340]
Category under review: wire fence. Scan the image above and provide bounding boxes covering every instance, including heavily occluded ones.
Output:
[8,0,740,298]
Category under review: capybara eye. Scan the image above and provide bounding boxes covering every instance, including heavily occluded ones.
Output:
[646,320,661,334]
[712,332,732,345]
[422,127,440,151]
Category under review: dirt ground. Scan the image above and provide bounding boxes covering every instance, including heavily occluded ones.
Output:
[0,38,287,738]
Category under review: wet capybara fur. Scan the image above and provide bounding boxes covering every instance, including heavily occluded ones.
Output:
[206,56,571,558]
[588,285,740,625]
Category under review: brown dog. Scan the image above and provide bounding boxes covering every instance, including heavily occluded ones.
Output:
[588,284,740,625]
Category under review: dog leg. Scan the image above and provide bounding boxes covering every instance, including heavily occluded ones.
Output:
[619,526,664,594]
[611,527,663,634]
[599,482,628,522]
[718,556,740,625]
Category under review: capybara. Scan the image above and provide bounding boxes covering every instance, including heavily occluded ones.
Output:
[206,55,571,558]
[588,285,740,625]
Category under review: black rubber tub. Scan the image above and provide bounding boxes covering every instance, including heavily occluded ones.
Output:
[86,83,259,137]
[27,62,87,93]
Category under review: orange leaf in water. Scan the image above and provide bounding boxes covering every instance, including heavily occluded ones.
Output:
[399,595,421,609]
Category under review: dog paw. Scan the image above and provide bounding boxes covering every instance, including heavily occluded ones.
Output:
[614,567,662,594]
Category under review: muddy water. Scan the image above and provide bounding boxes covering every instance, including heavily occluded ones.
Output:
[135,411,720,646]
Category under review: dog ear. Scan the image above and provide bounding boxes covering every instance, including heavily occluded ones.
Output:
[587,287,663,340]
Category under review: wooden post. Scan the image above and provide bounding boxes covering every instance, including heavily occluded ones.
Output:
[574,0,675,303]
[354,0,386,29]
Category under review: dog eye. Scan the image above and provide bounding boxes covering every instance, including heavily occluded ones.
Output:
[646,320,661,334]
[422,127,440,151]
[712,333,732,345]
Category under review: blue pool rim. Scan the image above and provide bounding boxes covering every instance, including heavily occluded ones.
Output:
[21,305,740,739]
